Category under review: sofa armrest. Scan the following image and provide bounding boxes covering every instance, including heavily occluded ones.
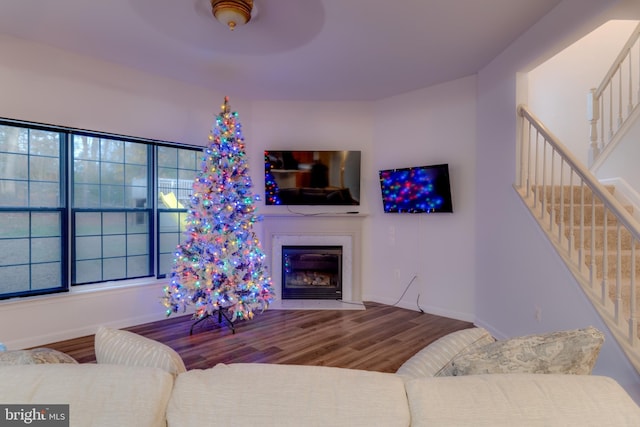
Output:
[396,327,494,378]
[94,326,186,375]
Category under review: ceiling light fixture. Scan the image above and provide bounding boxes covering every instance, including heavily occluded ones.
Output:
[210,0,253,31]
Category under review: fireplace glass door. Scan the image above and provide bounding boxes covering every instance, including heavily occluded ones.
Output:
[281,245,342,299]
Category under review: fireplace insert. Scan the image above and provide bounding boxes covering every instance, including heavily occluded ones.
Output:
[281,245,342,299]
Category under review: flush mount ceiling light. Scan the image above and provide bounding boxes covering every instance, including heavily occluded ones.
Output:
[210,0,254,31]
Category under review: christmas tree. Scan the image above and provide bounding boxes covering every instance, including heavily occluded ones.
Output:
[162,97,275,326]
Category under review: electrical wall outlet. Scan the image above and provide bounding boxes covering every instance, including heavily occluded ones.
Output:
[388,225,396,246]
[535,306,542,322]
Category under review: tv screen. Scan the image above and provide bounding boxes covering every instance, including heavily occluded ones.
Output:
[265,150,361,205]
[378,163,453,213]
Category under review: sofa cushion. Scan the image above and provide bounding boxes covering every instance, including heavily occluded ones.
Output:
[94,326,186,375]
[450,326,604,376]
[0,364,174,427]
[404,373,640,426]
[168,363,411,427]
[0,348,78,365]
[396,327,495,378]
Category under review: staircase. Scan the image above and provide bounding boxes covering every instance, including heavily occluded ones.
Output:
[516,104,640,373]
[514,25,640,372]
[539,185,640,317]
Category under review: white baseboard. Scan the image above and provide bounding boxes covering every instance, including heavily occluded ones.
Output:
[365,295,475,323]
[0,281,192,350]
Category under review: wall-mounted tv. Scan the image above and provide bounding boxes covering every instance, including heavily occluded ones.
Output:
[265,150,361,205]
[378,163,453,213]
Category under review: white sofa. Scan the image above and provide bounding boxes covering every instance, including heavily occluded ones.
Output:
[1,326,639,426]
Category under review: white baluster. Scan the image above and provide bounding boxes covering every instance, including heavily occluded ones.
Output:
[568,172,574,257]
[602,209,609,305]
[618,69,623,128]
[637,36,640,103]
[526,122,532,198]
[587,89,600,166]
[600,96,605,153]
[533,130,540,210]
[590,199,596,289]
[616,224,622,325]
[630,241,637,345]
[628,51,633,116]
[541,140,547,220]
[558,160,564,242]
[549,148,555,230]
[609,83,614,140]
[579,182,585,272]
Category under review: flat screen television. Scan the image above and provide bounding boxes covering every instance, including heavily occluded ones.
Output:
[378,163,453,213]
[265,150,361,205]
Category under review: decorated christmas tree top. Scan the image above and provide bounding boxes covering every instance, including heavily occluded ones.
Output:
[162,97,275,322]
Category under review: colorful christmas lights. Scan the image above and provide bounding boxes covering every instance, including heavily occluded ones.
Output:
[161,97,275,323]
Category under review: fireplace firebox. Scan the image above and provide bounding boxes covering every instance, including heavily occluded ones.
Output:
[281,245,342,299]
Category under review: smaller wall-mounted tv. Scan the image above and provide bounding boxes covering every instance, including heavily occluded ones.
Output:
[265,150,361,206]
[378,163,453,213]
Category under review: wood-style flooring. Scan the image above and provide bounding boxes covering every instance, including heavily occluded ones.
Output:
[40,302,474,372]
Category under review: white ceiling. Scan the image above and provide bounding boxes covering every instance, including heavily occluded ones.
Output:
[0,0,563,101]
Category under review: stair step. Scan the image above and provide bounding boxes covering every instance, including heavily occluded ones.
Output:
[549,204,633,226]
[533,185,615,204]
[604,280,640,321]
[565,226,640,250]
[584,251,640,278]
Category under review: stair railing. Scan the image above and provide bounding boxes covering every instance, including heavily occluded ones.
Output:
[588,22,640,166]
[516,104,640,372]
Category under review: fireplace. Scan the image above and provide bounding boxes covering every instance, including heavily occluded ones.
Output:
[267,228,357,302]
[281,245,342,299]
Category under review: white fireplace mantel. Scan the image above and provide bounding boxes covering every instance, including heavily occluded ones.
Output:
[272,234,353,301]
[260,214,363,302]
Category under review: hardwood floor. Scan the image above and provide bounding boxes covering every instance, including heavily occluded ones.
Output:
[40,302,474,372]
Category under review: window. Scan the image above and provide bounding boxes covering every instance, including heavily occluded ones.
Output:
[0,119,200,299]
[72,135,153,284]
[0,124,65,297]
[157,146,199,278]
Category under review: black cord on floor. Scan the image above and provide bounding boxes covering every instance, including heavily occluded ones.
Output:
[391,274,418,307]
[417,293,425,313]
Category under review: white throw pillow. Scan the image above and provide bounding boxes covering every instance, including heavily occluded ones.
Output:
[94,326,186,376]
[450,326,604,376]
[396,327,495,378]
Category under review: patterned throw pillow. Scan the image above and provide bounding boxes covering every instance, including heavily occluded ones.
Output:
[450,326,604,376]
[0,348,78,365]
[396,327,495,378]
[94,326,186,376]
